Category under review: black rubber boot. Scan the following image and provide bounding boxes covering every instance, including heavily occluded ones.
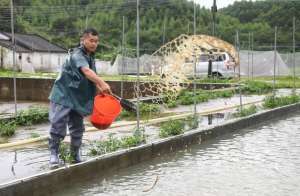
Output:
[70,146,82,163]
[49,138,60,168]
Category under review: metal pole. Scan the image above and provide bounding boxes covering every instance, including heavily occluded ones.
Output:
[236,30,242,110]
[10,0,17,116]
[251,32,254,79]
[273,26,277,96]
[293,16,296,91]
[162,17,166,45]
[193,0,197,117]
[121,16,125,98]
[85,9,89,29]
[136,0,140,132]
[248,32,250,79]
[211,0,217,36]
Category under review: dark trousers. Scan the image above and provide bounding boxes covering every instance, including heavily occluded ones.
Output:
[49,102,85,148]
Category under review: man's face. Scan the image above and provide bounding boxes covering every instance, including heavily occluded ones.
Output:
[82,33,99,53]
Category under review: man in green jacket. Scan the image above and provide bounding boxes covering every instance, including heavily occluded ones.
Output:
[48,28,111,167]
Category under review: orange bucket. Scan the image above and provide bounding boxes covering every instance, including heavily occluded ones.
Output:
[90,94,122,130]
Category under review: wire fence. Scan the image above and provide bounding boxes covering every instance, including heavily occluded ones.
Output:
[0,0,299,134]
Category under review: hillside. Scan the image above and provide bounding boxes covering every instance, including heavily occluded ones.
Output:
[0,0,299,59]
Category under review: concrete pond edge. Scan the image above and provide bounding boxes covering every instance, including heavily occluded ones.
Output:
[0,102,300,196]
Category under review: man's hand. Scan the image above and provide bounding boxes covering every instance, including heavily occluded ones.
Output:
[80,67,112,95]
[96,83,112,95]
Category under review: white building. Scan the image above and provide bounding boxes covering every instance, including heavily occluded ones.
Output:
[0,32,67,73]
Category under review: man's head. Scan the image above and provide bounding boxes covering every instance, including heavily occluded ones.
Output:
[81,28,99,54]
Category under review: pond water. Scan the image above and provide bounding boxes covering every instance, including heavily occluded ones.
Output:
[58,112,300,196]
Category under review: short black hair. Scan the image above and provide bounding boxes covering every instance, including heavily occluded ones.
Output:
[82,28,98,37]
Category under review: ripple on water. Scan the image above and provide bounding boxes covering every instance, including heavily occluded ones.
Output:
[59,113,300,196]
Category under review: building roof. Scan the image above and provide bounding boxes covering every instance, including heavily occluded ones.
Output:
[0,32,67,53]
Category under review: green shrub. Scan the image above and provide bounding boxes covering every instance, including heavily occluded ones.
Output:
[241,80,273,94]
[59,142,74,163]
[234,105,257,117]
[88,133,145,156]
[178,95,194,105]
[139,103,161,115]
[0,120,16,137]
[120,134,145,148]
[118,103,161,120]
[177,89,234,106]
[165,100,178,108]
[159,119,185,138]
[15,107,48,126]
[263,94,300,109]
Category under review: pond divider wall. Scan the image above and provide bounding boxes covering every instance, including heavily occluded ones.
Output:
[1,101,299,196]
[0,77,234,101]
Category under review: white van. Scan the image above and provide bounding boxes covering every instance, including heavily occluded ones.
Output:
[161,52,237,78]
[195,52,237,78]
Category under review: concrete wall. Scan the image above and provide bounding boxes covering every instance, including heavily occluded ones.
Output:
[0,103,299,196]
[0,46,67,72]
[0,78,137,101]
[0,77,234,102]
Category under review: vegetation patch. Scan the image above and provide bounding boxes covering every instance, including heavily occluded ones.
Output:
[195,77,235,84]
[263,94,300,109]
[159,119,185,138]
[233,105,257,117]
[59,142,75,164]
[159,116,199,138]
[177,89,234,105]
[118,103,161,120]
[15,106,48,126]
[88,133,146,156]
[0,120,16,137]
[241,80,273,94]
[0,106,48,138]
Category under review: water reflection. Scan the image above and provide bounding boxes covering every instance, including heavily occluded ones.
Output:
[58,112,300,196]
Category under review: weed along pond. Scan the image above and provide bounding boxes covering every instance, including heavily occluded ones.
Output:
[55,111,300,196]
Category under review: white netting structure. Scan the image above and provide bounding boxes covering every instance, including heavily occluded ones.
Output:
[135,34,238,102]
[239,50,292,76]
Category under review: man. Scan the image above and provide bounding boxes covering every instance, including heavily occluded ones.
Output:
[48,28,111,167]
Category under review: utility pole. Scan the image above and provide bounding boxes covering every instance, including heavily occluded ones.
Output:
[248,32,250,79]
[121,16,125,98]
[273,26,277,96]
[211,0,217,36]
[251,32,254,79]
[193,0,197,118]
[136,0,141,133]
[293,16,296,91]
[236,30,242,111]
[10,0,17,116]
[162,17,166,45]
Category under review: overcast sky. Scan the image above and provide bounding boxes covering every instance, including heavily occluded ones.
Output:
[194,0,256,9]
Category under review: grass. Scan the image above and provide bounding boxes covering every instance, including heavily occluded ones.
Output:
[0,120,16,137]
[263,94,300,109]
[15,106,48,126]
[159,119,185,138]
[0,68,160,81]
[88,133,146,156]
[118,103,161,120]
[194,77,236,84]
[248,76,300,89]
[59,142,75,164]
[241,80,273,94]
[2,68,300,88]
[233,105,257,117]
[176,89,235,105]
[159,116,199,138]
[0,106,48,138]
